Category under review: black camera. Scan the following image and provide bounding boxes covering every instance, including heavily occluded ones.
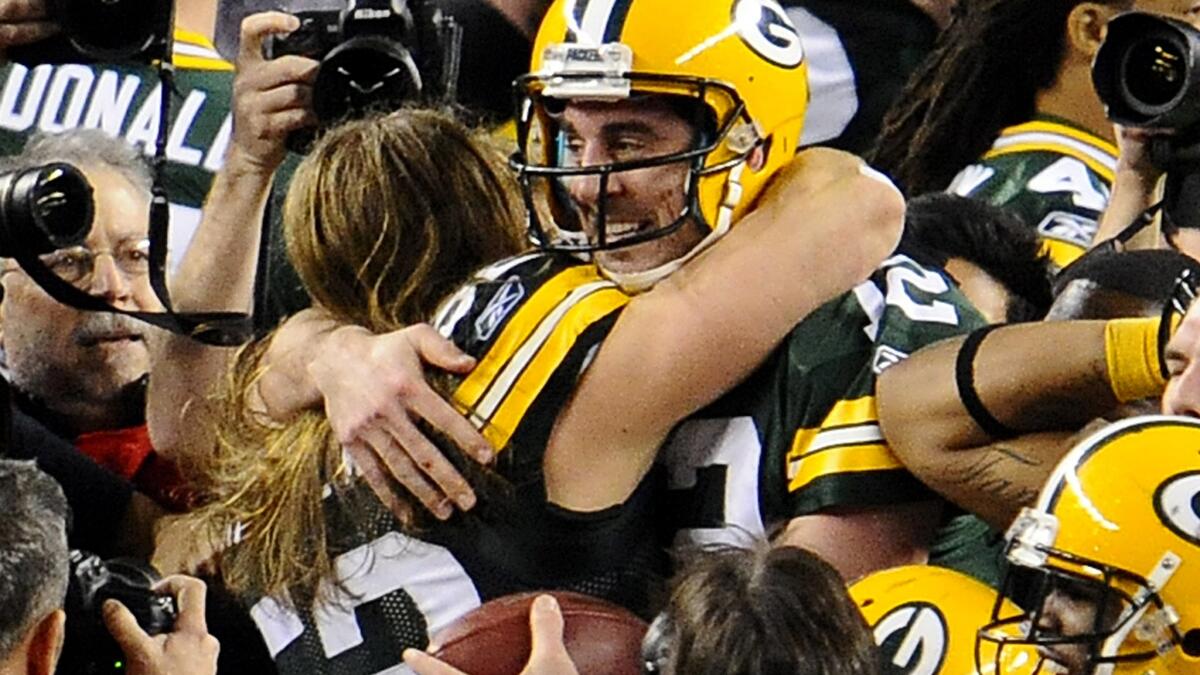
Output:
[1093,12,1200,131]
[1094,12,1200,232]
[58,551,178,674]
[0,162,93,257]
[8,0,172,64]
[266,0,460,151]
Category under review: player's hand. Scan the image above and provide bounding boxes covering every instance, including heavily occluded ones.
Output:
[0,0,58,58]
[1113,125,1173,186]
[309,323,491,520]
[402,595,581,675]
[102,575,220,675]
[228,12,318,174]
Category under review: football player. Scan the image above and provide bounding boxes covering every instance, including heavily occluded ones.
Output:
[189,0,907,671]
[871,0,1200,268]
[875,263,1200,530]
[980,416,1200,674]
[266,0,1000,586]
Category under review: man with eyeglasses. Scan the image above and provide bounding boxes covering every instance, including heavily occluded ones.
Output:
[0,128,177,560]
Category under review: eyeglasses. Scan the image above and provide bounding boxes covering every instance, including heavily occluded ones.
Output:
[37,238,151,285]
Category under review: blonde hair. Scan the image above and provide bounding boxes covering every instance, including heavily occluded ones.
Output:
[194,109,526,602]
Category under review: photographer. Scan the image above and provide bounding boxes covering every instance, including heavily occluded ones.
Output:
[0,129,201,562]
[0,0,231,261]
[0,458,218,675]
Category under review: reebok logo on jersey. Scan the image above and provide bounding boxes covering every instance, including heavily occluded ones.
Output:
[474,276,525,342]
[872,346,909,374]
[1036,211,1098,247]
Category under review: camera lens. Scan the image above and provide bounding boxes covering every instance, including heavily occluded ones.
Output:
[54,0,164,59]
[1121,34,1189,110]
[0,163,94,255]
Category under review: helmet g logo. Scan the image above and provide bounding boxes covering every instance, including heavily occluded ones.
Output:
[1154,471,1200,547]
[733,0,804,69]
[872,603,949,675]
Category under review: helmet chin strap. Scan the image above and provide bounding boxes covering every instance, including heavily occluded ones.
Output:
[601,161,746,294]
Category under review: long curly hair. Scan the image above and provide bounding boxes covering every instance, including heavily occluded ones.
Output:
[192,108,526,603]
[869,0,1132,195]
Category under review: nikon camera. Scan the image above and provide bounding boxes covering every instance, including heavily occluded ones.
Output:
[1094,12,1200,230]
[58,551,178,674]
[8,0,172,64]
[266,0,460,151]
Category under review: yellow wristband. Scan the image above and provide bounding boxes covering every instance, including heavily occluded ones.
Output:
[1104,317,1168,403]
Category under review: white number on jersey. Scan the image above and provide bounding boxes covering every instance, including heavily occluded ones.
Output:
[659,416,765,549]
[855,255,960,341]
[250,531,481,673]
[1027,157,1109,212]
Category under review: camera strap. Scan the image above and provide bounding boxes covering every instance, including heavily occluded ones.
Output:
[15,48,266,347]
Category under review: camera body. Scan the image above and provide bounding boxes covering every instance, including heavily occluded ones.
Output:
[1094,12,1200,231]
[1094,11,1200,131]
[266,0,458,151]
[8,0,172,65]
[59,551,178,675]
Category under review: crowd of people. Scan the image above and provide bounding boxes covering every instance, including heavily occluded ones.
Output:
[0,0,1199,674]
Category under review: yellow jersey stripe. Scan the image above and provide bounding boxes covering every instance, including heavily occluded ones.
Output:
[1041,238,1086,268]
[171,28,233,71]
[455,265,610,413]
[787,396,879,464]
[481,287,630,448]
[998,120,1118,158]
[984,143,1115,183]
[172,54,234,71]
[788,443,904,493]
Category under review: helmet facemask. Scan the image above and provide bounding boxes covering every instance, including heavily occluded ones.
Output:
[511,45,763,290]
[979,510,1185,675]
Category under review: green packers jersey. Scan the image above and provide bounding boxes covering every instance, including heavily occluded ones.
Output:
[946,116,1118,269]
[660,251,996,577]
[249,253,667,675]
[0,29,233,263]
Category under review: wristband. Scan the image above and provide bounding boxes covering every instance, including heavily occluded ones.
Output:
[954,325,1017,438]
[1104,317,1168,403]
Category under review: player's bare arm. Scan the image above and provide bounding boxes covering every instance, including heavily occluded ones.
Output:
[544,149,905,511]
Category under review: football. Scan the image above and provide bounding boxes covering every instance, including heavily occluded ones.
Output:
[429,591,649,675]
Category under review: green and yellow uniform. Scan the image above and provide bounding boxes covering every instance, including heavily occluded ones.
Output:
[947,116,1118,268]
[661,250,1000,582]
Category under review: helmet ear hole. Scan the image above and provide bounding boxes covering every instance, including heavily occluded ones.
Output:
[1182,629,1200,657]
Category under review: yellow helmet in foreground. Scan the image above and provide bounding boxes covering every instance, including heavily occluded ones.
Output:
[981,415,1200,674]
[851,565,1040,675]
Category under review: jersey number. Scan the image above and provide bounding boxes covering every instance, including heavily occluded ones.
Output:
[251,532,481,671]
[1027,157,1108,212]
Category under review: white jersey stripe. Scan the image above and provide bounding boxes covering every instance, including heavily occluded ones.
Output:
[991,132,1118,172]
[475,279,615,420]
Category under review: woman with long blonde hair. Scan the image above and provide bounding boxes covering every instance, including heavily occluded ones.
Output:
[189,108,554,670]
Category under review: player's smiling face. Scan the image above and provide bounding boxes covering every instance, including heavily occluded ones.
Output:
[557,96,707,276]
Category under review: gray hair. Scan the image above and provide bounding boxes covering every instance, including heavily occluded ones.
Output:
[16,129,152,194]
[0,459,70,659]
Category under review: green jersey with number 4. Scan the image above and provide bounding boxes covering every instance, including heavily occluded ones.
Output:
[947,116,1117,269]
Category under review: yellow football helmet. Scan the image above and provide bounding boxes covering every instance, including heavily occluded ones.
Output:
[851,565,1040,675]
[980,415,1200,674]
[510,0,809,290]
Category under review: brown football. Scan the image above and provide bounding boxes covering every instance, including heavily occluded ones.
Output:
[429,591,648,675]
